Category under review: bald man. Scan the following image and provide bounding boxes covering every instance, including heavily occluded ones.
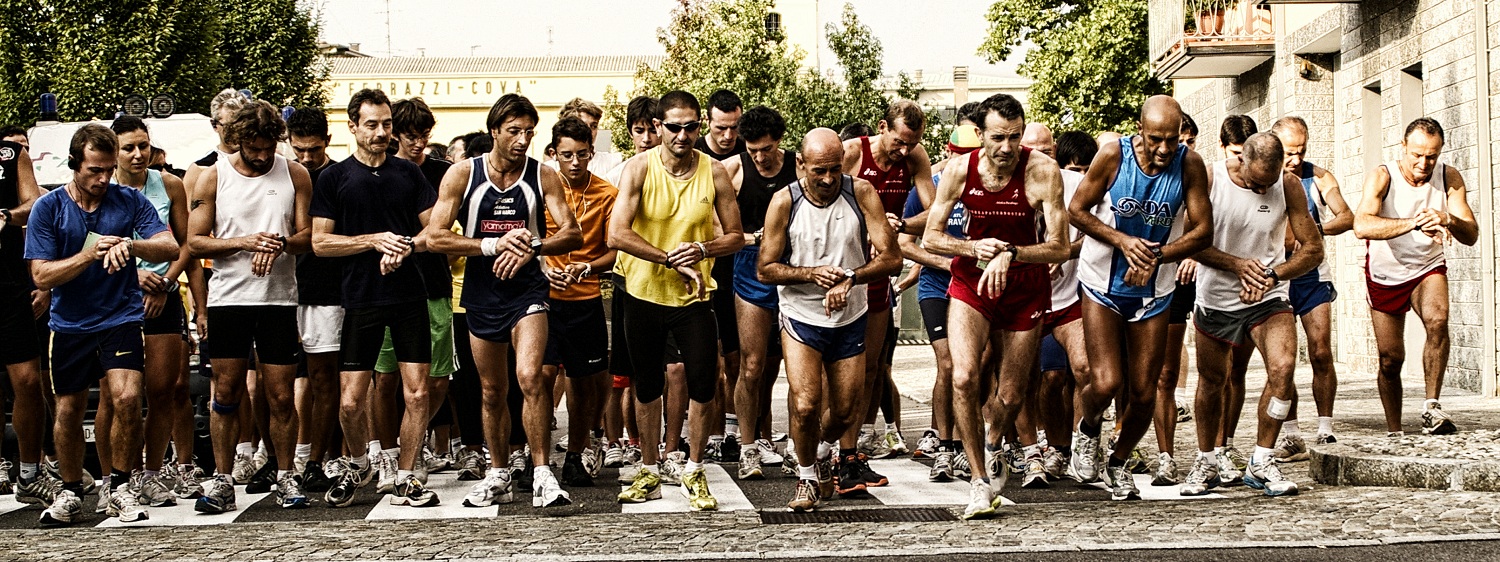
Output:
[1022,123,1056,159]
[1069,96,1212,501]
[760,128,901,512]
[1181,132,1322,497]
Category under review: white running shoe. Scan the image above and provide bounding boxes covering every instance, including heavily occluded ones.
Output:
[1244,460,1299,496]
[1068,431,1101,483]
[738,444,764,480]
[38,489,82,527]
[914,430,941,458]
[659,451,686,486]
[231,453,256,484]
[960,478,999,520]
[106,485,149,522]
[930,450,954,482]
[374,451,400,494]
[1151,452,1179,487]
[463,470,514,507]
[1179,454,1221,496]
[532,470,571,508]
[757,439,785,465]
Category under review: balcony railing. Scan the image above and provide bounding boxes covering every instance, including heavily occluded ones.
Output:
[1150,0,1277,80]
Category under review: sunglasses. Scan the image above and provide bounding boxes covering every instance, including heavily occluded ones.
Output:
[660,121,701,134]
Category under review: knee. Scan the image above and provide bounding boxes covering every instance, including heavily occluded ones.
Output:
[1377,352,1405,375]
[339,395,363,418]
[112,387,141,412]
[479,383,506,408]
[265,386,294,414]
[788,397,819,423]
[1309,344,1335,367]
[1425,317,1450,340]
[951,368,983,396]
[1126,387,1155,408]
[404,385,430,409]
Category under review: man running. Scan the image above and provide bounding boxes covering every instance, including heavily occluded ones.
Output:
[759,127,900,512]
[188,101,314,513]
[312,89,442,509]
[1069,95,1212,501]
[26,124,179,525]
[421,93,582,509]
[722,106,799,479]
[610,90,744,510]
[1354,118,1478,436]
[1270,115,1353,459]
[923,94,1070,519]
[541,116,617,488]
[1181,132,1322,497]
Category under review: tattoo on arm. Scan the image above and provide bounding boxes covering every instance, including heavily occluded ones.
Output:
[191,199,204,210]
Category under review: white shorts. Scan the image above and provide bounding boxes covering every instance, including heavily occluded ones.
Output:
[298,305,344,354]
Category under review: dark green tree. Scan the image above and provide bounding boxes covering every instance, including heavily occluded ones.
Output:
[220,0,331,109]
[979,0,1167,134]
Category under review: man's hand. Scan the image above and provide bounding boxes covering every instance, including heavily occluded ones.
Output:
[30,289,48,319]
[194,309,209,343]
[491,249,529,280]
[977,252,1013,298]
[824,278,853,315]
[562,262,591,284]
[1239,282,1267,305]
[1123,260,1158,287]
[1414,208,1450,244]
[545,267,571,291]
[676,265,707,300]
[1176,258,1198,284]
[369,232,412,256]
[1117,237,1161,270]
[1234,258,1272,293]
[499,228,534,256]
[138,270,168,294]
[143,291,166,319]
[251,247,283,277]
[102,239,133,274]
[666,241,706,268]
[885,212,903,234]
[970,238,1005,261]
[241,232,285,254]
[808,265,845,290]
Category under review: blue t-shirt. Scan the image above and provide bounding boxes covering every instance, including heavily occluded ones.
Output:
[24,184,169,333]
[905,178,966,302]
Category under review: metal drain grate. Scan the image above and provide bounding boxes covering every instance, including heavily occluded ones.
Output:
[760,507,957,524]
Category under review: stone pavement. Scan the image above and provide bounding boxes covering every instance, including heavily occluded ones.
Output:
[7,346,1500,560]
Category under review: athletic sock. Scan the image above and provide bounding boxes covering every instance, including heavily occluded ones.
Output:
[685,460,703,473]
[367,441,383,458]
[236,442,255,457]
[1317,417,1334,436]
[817,441,832,461]
[839,448,857,460]
[397,469,412,480]
[1424,398,1440,412]
[798,464,817,481]
[1283,420,1301,437]
[1199,450,1216,463]
[256,439,268,455]
[110,470,129,490]
[1252,446,1274,466]
[1175,389,1188,404]
[351,455,369,470]
[1106,456,1125,468]
[277,469,289,480]
[644,464,660,476]
[725,414,739,437]
[294,443,312,462]
[19,462,37,482]
[884,422,898,434]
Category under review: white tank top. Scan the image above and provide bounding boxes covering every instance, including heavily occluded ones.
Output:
[208,155,298,307]
[1050,169,1084,310]
[1196,160,1288,311]
[777,177,869,328]
[1366,161,1447,286]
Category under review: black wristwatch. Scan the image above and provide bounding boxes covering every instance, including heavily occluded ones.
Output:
[843,268,857,283]
[1004,246,1019,260]
[0,208,10,225]
[530,237,544,256]
[1263,267,1279,283]
[1150,246,1163,260]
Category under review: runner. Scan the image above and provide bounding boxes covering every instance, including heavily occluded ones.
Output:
[1181,132,1322,497]
[26,124,179,525]
[1354,118,1478,436]
[287,107,342,493]
[420,93,583,509]
[188,101,313,513]
[555,97,624,176]
[722,106,799,479]
[922,93,1070,519]
[541,116,617,488]
[1069,95,1213,501]
[694,89,746,462]
[1270,115,1353,459]
[758,127,900,512]
[610,90,744,510]
[108,117,192,509]
[311,89,442,509]
[1210,115,1261,483]
[0,119,46,506]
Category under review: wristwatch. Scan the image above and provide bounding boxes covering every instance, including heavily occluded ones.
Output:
[753,230,763,246]
[1150,246,1163,259]
[1263,267,1279,283]
[1004,246,1019,260]
[0,208,10,225]
[842,268,857,282]
[530,237,543,255]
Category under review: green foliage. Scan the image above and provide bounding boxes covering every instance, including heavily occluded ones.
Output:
[0,0,326,126]
[603,0,926,157]
[979,0,1167,135]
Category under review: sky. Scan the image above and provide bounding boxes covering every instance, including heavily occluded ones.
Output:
[313,0,1025,78]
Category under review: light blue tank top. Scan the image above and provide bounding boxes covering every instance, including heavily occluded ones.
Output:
[135,169,172,276]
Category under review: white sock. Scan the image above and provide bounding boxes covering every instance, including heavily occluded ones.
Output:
[1424,398,1441,412]
[487,467,507,478]
[236,442,254,457]
[367,441,382,458]
[277,469,289,480]
[1199,450,1215,462]
[709,435,724,444]
[382,447,400,462]
[645,464,660,475]
[1252,446,1274,466]
[1283,420,1301,437]
[798,464,817,481]
[352,455,369,469]
[20,462,37,481]
[1023,444,1041,459]
[532,465,549,479]
[862,423,875,435]
[450,437,462,451]
[725,414,739,437]
[817,441,833,461]
[685,460,703,473]
[256,439,267,454]
[1318,417,1334,436]
[1213,447,1223,456]
[397,469,412,479]
[884,422,897,434]
[294,443,312,462]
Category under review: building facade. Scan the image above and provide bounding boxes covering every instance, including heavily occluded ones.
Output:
[1150,0,1498,394]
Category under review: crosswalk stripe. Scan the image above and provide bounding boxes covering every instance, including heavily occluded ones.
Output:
[864,459,1016,507]
[95,488,273,527]
[365,476,499,520]
[620,464,754,513]
[0,495,32,518]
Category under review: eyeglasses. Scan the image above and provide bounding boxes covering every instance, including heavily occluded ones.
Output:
[556,150,593,162]
[660,121,701,134]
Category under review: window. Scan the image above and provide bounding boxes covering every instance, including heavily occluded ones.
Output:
[1400,63,1424,129]
[765,12,782,36]
[1362,82,1382,174]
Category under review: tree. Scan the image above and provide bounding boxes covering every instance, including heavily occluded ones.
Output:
[0,0,327,126]
[979,0,1167,135]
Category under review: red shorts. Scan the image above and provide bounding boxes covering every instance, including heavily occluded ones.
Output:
[868,276,892,312]
[1367,265,1446,315]
[1043,300,1082,332]
[949,263,1049,332]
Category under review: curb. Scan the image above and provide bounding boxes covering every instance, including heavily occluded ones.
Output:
[1311,442,1500,491]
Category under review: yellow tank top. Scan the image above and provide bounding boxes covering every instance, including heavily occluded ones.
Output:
[615,147,719,307]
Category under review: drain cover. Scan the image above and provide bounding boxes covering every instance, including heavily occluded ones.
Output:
[761,507,957,524]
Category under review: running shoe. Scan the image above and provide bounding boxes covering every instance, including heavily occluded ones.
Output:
[781,441,799,477]
[1176,402,1192,423]
[533,469,571,508]
[857,429,879,457]
[659,451,686,486]
[463,469,515,507]
[42,461,95,495]
[194,474,237,513]
[603,443,626,469]
[106,483,149,522]
[1273,434,1310,463]
[1315,433,1338,445]
[1021,455,1048,489]
[757,439,785,465]
[1068,431,1101,483]
[1103,464,1140,500]
[1423,403,1458,435]
[1179,455,1221,496]
[815,456,835,499]
[1244,459,1299,496]
[174,464,204,499]
[275,474,309,509]
[884,429,909,457]
[952,450,972,480]
[509,448,534,492]
[625,443,643,465]
[554,435,569,453]
[680,467,717,511]
[301,460,333,494]
[424,447,451,473]
[1003,442,1026,474]
[617,468,662,503]
[374,451,400,495]
[738,443,764,480]
[324,457,372,508]
[835,454,867,497]
[787,478,819,512]
[38,489,81,527]
[562,453,593,487]
[454,448,485,481]
[985,448,1011,496]
[1042,447,1067,481]
[1152,452,1179,487]
[929,450,954,482]
[1223,445,1249,471]
[96,482,111,514]
[856,453,889,487]
[1102,404,1116,422]
[136,470,177,507]
[961,478,999,520]
[618,461,642,485]
[15,474,62,506]
[0,459,11,495]
[245,457,278,494]
[1127,447,1152,474]
[391,474,440,507]
[583,442,604,478]
[913,430,940,458]
[719,434,741,464]
[231,453,256,484]
[1216,449,1244,486]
